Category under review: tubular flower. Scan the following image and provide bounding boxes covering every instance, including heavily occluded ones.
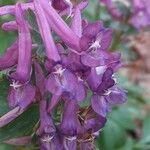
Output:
[0,40,18,70]
[0,3,34,16]
[60,100,79,150]
[10,3,32,84]
[37,100,56,150]
[0,0,127,150]
[1,21,18,31]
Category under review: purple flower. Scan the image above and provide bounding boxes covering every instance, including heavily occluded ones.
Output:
[37,101,56,136]
[46,65,86,111]
[0,3,34,16]
[10,3,32,84]
[78,107,107,134]
[1,21,18,31]
[8,84,36,109]
[0,1,127,149]
[60,100,79,150]
[46,65,77,96]
[77,107,106,150]
[91,94,111,117]
[130,0,150,29]
[101,0,124,20]
[0,40,18,70]
[60,100,79,136]
[79,21,115,67]
[37,100,58,150]
[90,68,127,117]
[0,106,24,128]
[40,132,64,150]
[105,85,127,105]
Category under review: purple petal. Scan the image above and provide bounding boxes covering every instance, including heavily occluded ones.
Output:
[100,28,113,50]
[46,68,78,95]
[79,36,92,52]
[0,3,34,16]
[84,115,107,133]
[71,6,82,37]
[37,100,56,136]
[40,133,64,150]
[91,94,109,117]
[75,81,86,102]
[45,74,62,96]
[130,11,150,29]
[0,106,24,128]
[97,67,115,93]
[0,40,18,70]
[10,3,32,83]
[60,100,79,136]
[63,69,78,92]
[1,21,18,31]
[106,86,127,105]
[107,52,121,71]
[63,137,77,150]
[86,68,104,91]
[83,21,103,38]
[81,50,108,67]
[8,84,35,109]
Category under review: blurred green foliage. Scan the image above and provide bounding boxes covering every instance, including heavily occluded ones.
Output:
[0,0,150,150]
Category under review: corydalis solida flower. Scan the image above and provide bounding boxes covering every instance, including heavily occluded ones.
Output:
[0,0,127,150]
[10,3,32,84]
[101,0,150,29]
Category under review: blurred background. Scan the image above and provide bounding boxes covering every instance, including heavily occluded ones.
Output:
[0,0,150,150]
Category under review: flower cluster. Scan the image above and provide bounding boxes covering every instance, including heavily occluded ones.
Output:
[101,0,150,29]
[0,0,127,149]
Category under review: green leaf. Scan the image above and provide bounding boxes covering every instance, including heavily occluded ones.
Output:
[79,90,92,107]
[139,114,150,145]
[0,143,15,150]
[26,10,43,45]
[0,105,39,142]
[26,10,39,33]
[98,118,126,150]
[118,138,135,150]
[143,114,150,138]
[0,30,17,56]
[110,107,136,130]
[0,76,11,116]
